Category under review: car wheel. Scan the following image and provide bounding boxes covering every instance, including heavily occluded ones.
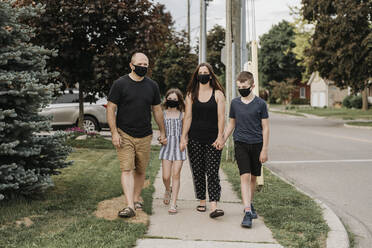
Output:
[83,116,99,132]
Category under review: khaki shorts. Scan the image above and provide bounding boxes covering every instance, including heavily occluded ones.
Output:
[116,129,152,173]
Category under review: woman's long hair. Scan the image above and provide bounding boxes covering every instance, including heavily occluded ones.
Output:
[161,88,185,112]
[186,63,225,102]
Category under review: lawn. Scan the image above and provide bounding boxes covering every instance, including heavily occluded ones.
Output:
[0,145,161,248]
[296,107,372,120]
[346,121,372,127]
[270,110,306,117]
[221,159,329,248]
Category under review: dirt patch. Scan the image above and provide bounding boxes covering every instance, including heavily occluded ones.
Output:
[94,195,149,225]
[15,217,33,227]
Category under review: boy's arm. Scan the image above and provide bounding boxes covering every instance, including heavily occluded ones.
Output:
[260,118,269,163]
[223,118,236,144]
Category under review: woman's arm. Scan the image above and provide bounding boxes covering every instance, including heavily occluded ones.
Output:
[213,90,226,150]
[180,94,192,151]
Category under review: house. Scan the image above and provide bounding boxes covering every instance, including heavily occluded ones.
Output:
[307,72,348,107]
[291,81,310,104]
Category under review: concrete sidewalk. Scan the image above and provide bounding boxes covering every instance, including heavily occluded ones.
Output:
[136,158,282,248]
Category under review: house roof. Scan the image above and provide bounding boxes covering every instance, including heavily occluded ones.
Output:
[307,72,335,86]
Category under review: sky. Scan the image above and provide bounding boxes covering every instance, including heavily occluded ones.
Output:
[155,0,301,46]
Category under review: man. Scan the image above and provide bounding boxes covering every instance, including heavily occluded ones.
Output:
[107,52,167,218]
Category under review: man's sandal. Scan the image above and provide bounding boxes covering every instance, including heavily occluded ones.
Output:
[134,201,144,211]
[196,205,207,212]
[163,188,172,205]
[168,204,177,215]
[209,209,224,218]
[118,207,136,218]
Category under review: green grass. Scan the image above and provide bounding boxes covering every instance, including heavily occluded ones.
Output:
[270,110,306,117]
[66,135,114,149]
[151,115,159,130]
[221,161,329,248]
[0,146,161,248]
[296,107,372,120]
[346,121,372,127]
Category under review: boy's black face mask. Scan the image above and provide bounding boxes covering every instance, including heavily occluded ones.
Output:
[238,87,252,97]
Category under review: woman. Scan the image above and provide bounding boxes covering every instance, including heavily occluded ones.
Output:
[180,63,225,218]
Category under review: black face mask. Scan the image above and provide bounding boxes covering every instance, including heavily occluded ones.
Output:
[133,65,148,77]
[238,87,252,97]
[166,100,179,108]
[198,74,210,84]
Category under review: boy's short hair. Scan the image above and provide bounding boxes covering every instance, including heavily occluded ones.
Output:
[237,71,254,85]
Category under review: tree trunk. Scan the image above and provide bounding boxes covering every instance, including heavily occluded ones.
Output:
[362,82,368,111]
[78,87,84,129]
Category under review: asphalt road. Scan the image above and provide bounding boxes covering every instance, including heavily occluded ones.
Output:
[266,112,372,248]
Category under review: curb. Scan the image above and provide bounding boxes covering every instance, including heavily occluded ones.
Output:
[344,123,372,130]
[267,168,349,248]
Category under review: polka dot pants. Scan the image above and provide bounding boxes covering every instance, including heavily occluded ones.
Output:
[187,139,222,202]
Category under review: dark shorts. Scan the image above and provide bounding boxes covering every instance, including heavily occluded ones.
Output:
[234,141,263,176]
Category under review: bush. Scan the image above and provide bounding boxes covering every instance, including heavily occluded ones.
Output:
[342,95,353,108]
[350,95,362,109]
[291,98,310,105]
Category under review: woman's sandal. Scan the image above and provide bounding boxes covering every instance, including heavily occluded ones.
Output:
[163,187,172,205]
[168,204,177,215]
[118,207,136,218]
[134,201,144,211]
[209,209,224,218]
[196,205,207,212]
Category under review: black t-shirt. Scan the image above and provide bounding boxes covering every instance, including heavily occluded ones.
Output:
[108,75,161,138]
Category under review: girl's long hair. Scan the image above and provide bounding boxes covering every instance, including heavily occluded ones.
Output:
[161,88,185,112]
[186,63,225,102]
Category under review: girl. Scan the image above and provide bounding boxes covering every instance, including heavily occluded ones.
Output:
[159,88,186,214]
[180,63,226,218]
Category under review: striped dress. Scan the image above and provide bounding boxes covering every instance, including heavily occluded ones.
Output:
[159,111,186,161]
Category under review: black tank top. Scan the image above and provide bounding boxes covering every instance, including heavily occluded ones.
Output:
[189,89,218,144]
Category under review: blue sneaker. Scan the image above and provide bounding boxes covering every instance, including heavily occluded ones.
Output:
[241,211,252,228]
[251,203,258,219]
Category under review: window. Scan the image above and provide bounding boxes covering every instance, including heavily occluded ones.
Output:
[300,87,306,99]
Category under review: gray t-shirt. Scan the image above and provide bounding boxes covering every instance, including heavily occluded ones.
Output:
[229,96,269,144]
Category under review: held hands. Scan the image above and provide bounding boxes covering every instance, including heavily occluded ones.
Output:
[259,148,268,163]
[112,132,122,149]
[180,136,187,152]
[212,135,225,150]
[158,133,167,145]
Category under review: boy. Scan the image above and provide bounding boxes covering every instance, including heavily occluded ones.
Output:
[223,71,269,228]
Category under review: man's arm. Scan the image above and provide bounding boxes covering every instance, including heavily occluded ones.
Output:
[260,118,269,163]
[152,104,167,144]
[107,101,121,148]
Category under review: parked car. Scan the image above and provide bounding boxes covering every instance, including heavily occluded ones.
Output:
[39,89,108,132]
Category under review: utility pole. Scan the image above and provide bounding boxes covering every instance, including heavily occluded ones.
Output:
[225,0,233,160]
[199,0,207,63]
[241,0,247,70]
[187,0,191,47]
[232,0,241,99]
